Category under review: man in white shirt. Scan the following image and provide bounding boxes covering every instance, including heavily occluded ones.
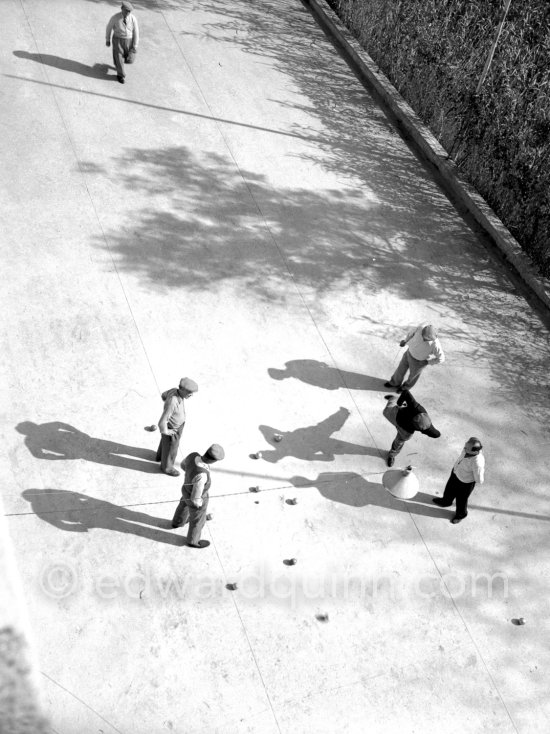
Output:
[385,323,445,391]
[106,1,139,84]
[171,444,225,548]
[433,438,485,523]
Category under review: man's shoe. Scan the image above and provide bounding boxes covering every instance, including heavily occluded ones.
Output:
[386,455,395,467]
[187,540,210,549]
[432,498,449,506]
[171,522,183,529]
[163,468,180,477]
[384,394,394,400]
[451,516,464,524]
[384,382,397,389]
[117,75,125,84]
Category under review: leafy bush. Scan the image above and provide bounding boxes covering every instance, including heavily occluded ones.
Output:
[336,0,550,277]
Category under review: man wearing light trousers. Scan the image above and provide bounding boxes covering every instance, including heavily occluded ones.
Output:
[106,2,139,84]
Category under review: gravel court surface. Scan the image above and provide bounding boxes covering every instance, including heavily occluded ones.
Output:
[2,0,550,732]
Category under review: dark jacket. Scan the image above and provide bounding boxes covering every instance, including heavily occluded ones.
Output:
[396,390,440,437]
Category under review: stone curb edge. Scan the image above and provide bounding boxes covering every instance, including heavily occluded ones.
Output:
[304,0,550,311]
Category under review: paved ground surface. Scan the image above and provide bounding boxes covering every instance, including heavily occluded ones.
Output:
[1,0,550,732]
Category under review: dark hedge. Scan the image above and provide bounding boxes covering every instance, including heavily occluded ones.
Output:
[336,0,550,277]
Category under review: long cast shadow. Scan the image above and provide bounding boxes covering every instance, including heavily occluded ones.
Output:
[268,359,387,391]
[290,471,449,519]
[16,421,159,474]
[258,407,380,463]
[13,51,114,79]
[22,489,182,546]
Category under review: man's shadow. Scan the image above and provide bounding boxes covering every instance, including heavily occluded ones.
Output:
[22,489,183,546]
[258,407,381,463]
[13,51,114,79]
[16,421,159,474]
[268,359,387,391]
[290,472,450,519]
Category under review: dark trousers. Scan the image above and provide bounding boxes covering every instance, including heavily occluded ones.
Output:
[156,424,184,472]
[172,489,209,546]
[440,471,476,519]
[112,36,135,78]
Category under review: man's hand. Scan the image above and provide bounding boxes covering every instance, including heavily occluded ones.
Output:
[162,429,175,437]
[399,340,407,347]
[106,40,111,47]
[190,499,203,509]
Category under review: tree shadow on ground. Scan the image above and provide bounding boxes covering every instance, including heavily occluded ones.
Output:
[22,489,181,545]
[258,407,379,463]
[290,471,449,520]
[268,359,387,391]
[78,0,549,420]
[15,421,159,474]
[13,51,114,79]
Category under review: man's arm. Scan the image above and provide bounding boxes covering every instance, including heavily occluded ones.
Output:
[158,397,176,435]
[131,16,139,50]
[396,389,419,409]
[429,341,445,365]
[105,15,116,45]
[473,456,485,484]
[400,326,417,348]
[189,473,207,508]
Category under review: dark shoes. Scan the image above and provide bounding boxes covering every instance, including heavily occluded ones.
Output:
[432,498,450,506]
[171,522,182,529]
[451,515,466,524]
[117,75,125,84]
[384,394,394,400]
[386,455,395,467]
[384,382,397,389]
[163,468,180,477]
[187,540,210,549]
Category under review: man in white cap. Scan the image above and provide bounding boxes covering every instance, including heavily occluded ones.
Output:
[385,322,445,391]
[105,2,139,84]
[433,438,485,523]
[156,377,198,477]
[171,444,225,548]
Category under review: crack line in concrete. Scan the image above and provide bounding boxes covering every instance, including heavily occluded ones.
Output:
[406,513,520,733]
[41,671,125,734]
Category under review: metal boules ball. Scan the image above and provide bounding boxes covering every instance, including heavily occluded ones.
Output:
[145,424,157,432]
[286,497,298,505]
[226,582,238,591]
[250,452,262,460]
[250,486,260,493]
[273,434,283,442]
[284,558,297,566]
[315,613,329,623]
[206,513,213,521]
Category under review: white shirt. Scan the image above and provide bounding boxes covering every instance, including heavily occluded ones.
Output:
[405,323,445,364]
[106,13,139,48]
[453,450,485,484]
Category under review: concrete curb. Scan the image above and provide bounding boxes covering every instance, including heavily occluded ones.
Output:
[304,0,550,311]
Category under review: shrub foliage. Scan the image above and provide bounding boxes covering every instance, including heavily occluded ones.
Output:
[336,0,550,277]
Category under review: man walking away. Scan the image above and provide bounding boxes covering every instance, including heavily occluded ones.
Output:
[156,377,198,477]
[106,2,139,84]
[433,438,485,524]
[171,444,225,548]
[383,389,440,466]
[385,323,444,391]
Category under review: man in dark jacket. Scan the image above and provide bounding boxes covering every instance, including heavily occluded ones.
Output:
[156,377,198,477]
[171,444,225,548]
[383,389,440,466]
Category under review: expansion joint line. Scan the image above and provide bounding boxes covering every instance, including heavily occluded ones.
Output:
[407,514,519,733]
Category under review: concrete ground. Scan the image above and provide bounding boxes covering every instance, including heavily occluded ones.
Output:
[1,0,549,732]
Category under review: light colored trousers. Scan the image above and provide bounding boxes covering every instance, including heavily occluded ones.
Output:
[389,350,428,390]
